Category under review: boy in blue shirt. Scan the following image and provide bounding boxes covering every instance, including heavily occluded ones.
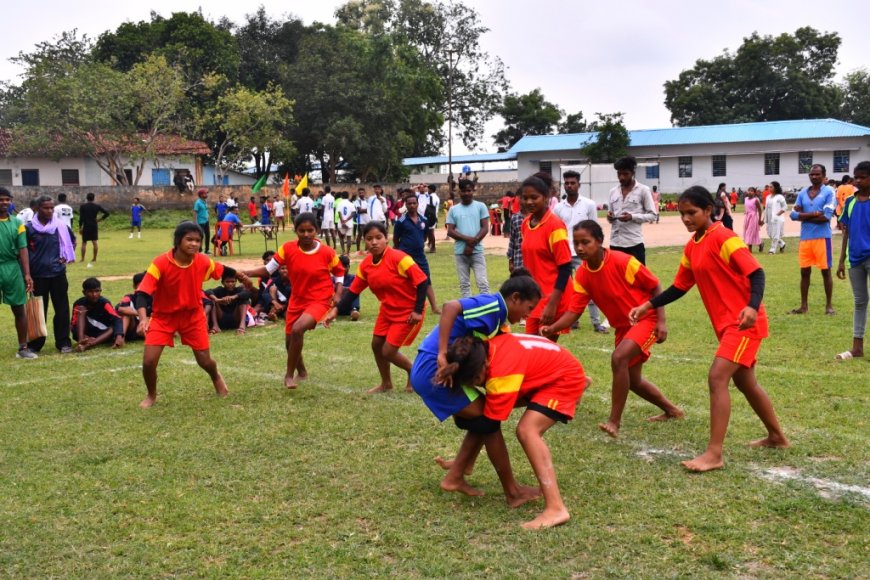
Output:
[445,179,490,298]
[835,161,870,360]
[129,198,147,239]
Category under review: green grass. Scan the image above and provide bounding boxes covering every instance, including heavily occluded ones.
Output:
[0,227,868,577]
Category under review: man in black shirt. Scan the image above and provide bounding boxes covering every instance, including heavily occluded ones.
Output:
[79,192,109,267]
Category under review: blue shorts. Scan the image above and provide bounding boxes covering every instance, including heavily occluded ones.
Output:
[411,351,480,421]
[131,219,142,227]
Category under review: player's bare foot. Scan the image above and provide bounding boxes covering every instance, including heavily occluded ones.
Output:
[647,408,685,422]
[788,307,807,315]
[506,485,542,508]
[209,328,219,334]
[749,435,790,449]
[825,306,836,316]
[367,384,394,394]
[681,451,724,472]
[598,421,620,438]
[404,380,414,393]
[284,374,298,389]
[139,396,157,409]
[296,372,308,382]
[521,508,570,530]
[434,456,474,475]
[213,375,229,397]
[440,477,484,497]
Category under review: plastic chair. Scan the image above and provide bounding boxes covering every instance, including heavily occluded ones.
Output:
[214,221,234,256]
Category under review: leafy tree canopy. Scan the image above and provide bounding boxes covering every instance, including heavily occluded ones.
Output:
[581,113,630,163]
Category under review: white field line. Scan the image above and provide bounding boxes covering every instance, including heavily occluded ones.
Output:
[757,466,870,503]
[6,365,142,387]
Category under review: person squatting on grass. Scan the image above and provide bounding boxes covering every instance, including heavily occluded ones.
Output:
[519,172,574,340]
[71,277,124,351]
[542,220,683,438]
[207,270,253,335]
[411,270,542,504]
[327,221,429,394]
[441,333,589,530]
[135,221,231,408]
[115,272,149,342]
[238,212,344,389]
[835,160,870,361]
[629,186,789,472]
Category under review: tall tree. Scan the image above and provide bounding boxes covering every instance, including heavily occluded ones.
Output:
[581,113,630,163]
[235,8,305,91]
[839,69,870,128]
[559,111,593,134]
[664,27,842,126]
[492,89,563,149]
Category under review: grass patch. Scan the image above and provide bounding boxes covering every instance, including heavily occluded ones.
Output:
[0,228,867,576]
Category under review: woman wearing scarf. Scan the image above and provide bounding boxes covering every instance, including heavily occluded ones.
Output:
[26,196,76,353]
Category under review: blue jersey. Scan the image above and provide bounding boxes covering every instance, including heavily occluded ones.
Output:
[394,214,428,257]
[216,202,228,222]
[261,203,271,225]
[840,196,870,267]
[418,293,509,355]
[131,204,144,222]
[791,185,835,240]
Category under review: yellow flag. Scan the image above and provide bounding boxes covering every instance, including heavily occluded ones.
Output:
[294,173,308,195]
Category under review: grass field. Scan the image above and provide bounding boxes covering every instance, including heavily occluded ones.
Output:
[0,222,868,577]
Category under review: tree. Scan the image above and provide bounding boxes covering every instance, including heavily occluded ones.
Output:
[559,111,593,134]
[581,113,630,163]
[839,69,870,128]
[664,27,842,126]
[235,8,305,91]
[492,89,563,149]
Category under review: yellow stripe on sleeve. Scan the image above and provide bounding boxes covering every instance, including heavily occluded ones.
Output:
[355,265,366,281]
[624,257,641,285]
[146,262,161,281]
[203,259,216,282]
[486,374,524,395]
[572,278,588,295]
[396,255,415,278]
[679,253,691,270]
[548,228,568,252]
[17,223,26,234]
[719,236,747,265]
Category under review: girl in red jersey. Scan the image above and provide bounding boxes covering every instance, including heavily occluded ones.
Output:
[629,186,789,472]
[327,222,429,393]
[520,172,573,339]
[135,222,232,408]
[239,213,344,389]
[443,333,588,530]
[542,220,683,438]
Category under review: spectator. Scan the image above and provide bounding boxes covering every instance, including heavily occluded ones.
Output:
[71,277,124,351]
[446,179,490,298]
[55,194,74,230]
[607,157,657,264]
[193,188,211,254]
[0,188,36,359]
[79,192,109,267]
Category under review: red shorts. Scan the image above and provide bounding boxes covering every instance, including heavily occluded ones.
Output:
[145,309,210,351]
[285,300,333,334]
[526,292,572,336]
[374,310,425,347]
[527,368,587,421]
[715,328,762,368]
[615,317,658,368]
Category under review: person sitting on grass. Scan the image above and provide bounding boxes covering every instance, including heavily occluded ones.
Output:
[541,220,683,438]
[411,270,541,501]
[207,270,252,335]
[71,277,125,351]
[115,272,149,342]
[327,221,429,394]
[267,264,292,320]
[135,221,232,408]
[251,250,276,322]
[335,254,361,320]
[629,186,789,472]
[441,333,589,530]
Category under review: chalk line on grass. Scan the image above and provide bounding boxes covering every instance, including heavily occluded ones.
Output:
[7,365,142,387]
[756,466,870,504]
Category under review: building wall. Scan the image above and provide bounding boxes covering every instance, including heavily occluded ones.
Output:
[0,156,200,186]
[408,169,518,184]
[202,166,258,186]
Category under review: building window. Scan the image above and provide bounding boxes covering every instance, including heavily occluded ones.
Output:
[565,159,583,165]
[21,169,39,186]
[712,155,727,177]
[764,153,780,176]
[798,151,813,174]
[61,169,80,186]
[678,156,692,178]
[538,161,552,176]
[645,164,659,179]
[123,169,133,184]
[833,150,850,173]
[0,169,11,185]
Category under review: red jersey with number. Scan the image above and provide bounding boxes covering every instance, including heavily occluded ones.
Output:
[483,333,586,421]
[672,222,768,339]
[570,250,659,330]
[138,251,224,314]
[273,240,344,307]
[349,247,427,322]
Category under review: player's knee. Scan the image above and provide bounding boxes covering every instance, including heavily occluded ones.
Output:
[453,415,500,435]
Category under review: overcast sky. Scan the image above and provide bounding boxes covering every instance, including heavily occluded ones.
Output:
[2,0,866,154]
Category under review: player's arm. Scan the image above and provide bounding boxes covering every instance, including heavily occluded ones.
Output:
[434,300,464,386]
[649,282,668,343]
[738,268,765,330]
[630,285,687,324]
[540,309,580,336]
[836,223,849,280]
[541,260,572,326]
[18,246,32,293]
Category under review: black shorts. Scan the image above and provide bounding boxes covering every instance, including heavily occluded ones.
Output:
[81,226,98,242]
[527,402,571,424]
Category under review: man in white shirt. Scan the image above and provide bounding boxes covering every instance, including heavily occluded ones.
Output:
[55,194,75,230]
[272,195,286,232]
[423,184,440,252]
[17,199,36,224]
[336,191,356,255]
[606,156,657,264]
[554,170,607,333]
[320,187,336,247]
[368,184,387,224]
[354,188,369,253]
[296,188,315,215]
[764,183,788,254]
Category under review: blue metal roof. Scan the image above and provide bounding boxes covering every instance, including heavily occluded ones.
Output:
[508,118,870,154]
[402,151,516,167]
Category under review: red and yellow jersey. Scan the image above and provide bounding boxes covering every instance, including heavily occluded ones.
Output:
[483,333,585,421]
[570,250,659,330]
[274,240,344,307]
[521,210,572,295]
[673,222,768,339]
[349,247,428,322]
[138,250,224,314]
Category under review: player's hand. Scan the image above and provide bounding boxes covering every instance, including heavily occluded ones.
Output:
[322,307,338,328]
[655,321,668,344]
[407,312,422,326]
[539,325,552,336]
[618,212,632,222]
[435,353,453,388]
[540,302,557,327]
[628,303,650,325]
[24,274,33,293]
[836,263,846,280]
[737,306,757,330]
[137,317,150,336]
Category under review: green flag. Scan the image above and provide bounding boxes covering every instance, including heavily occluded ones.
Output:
[251,173,268,193]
